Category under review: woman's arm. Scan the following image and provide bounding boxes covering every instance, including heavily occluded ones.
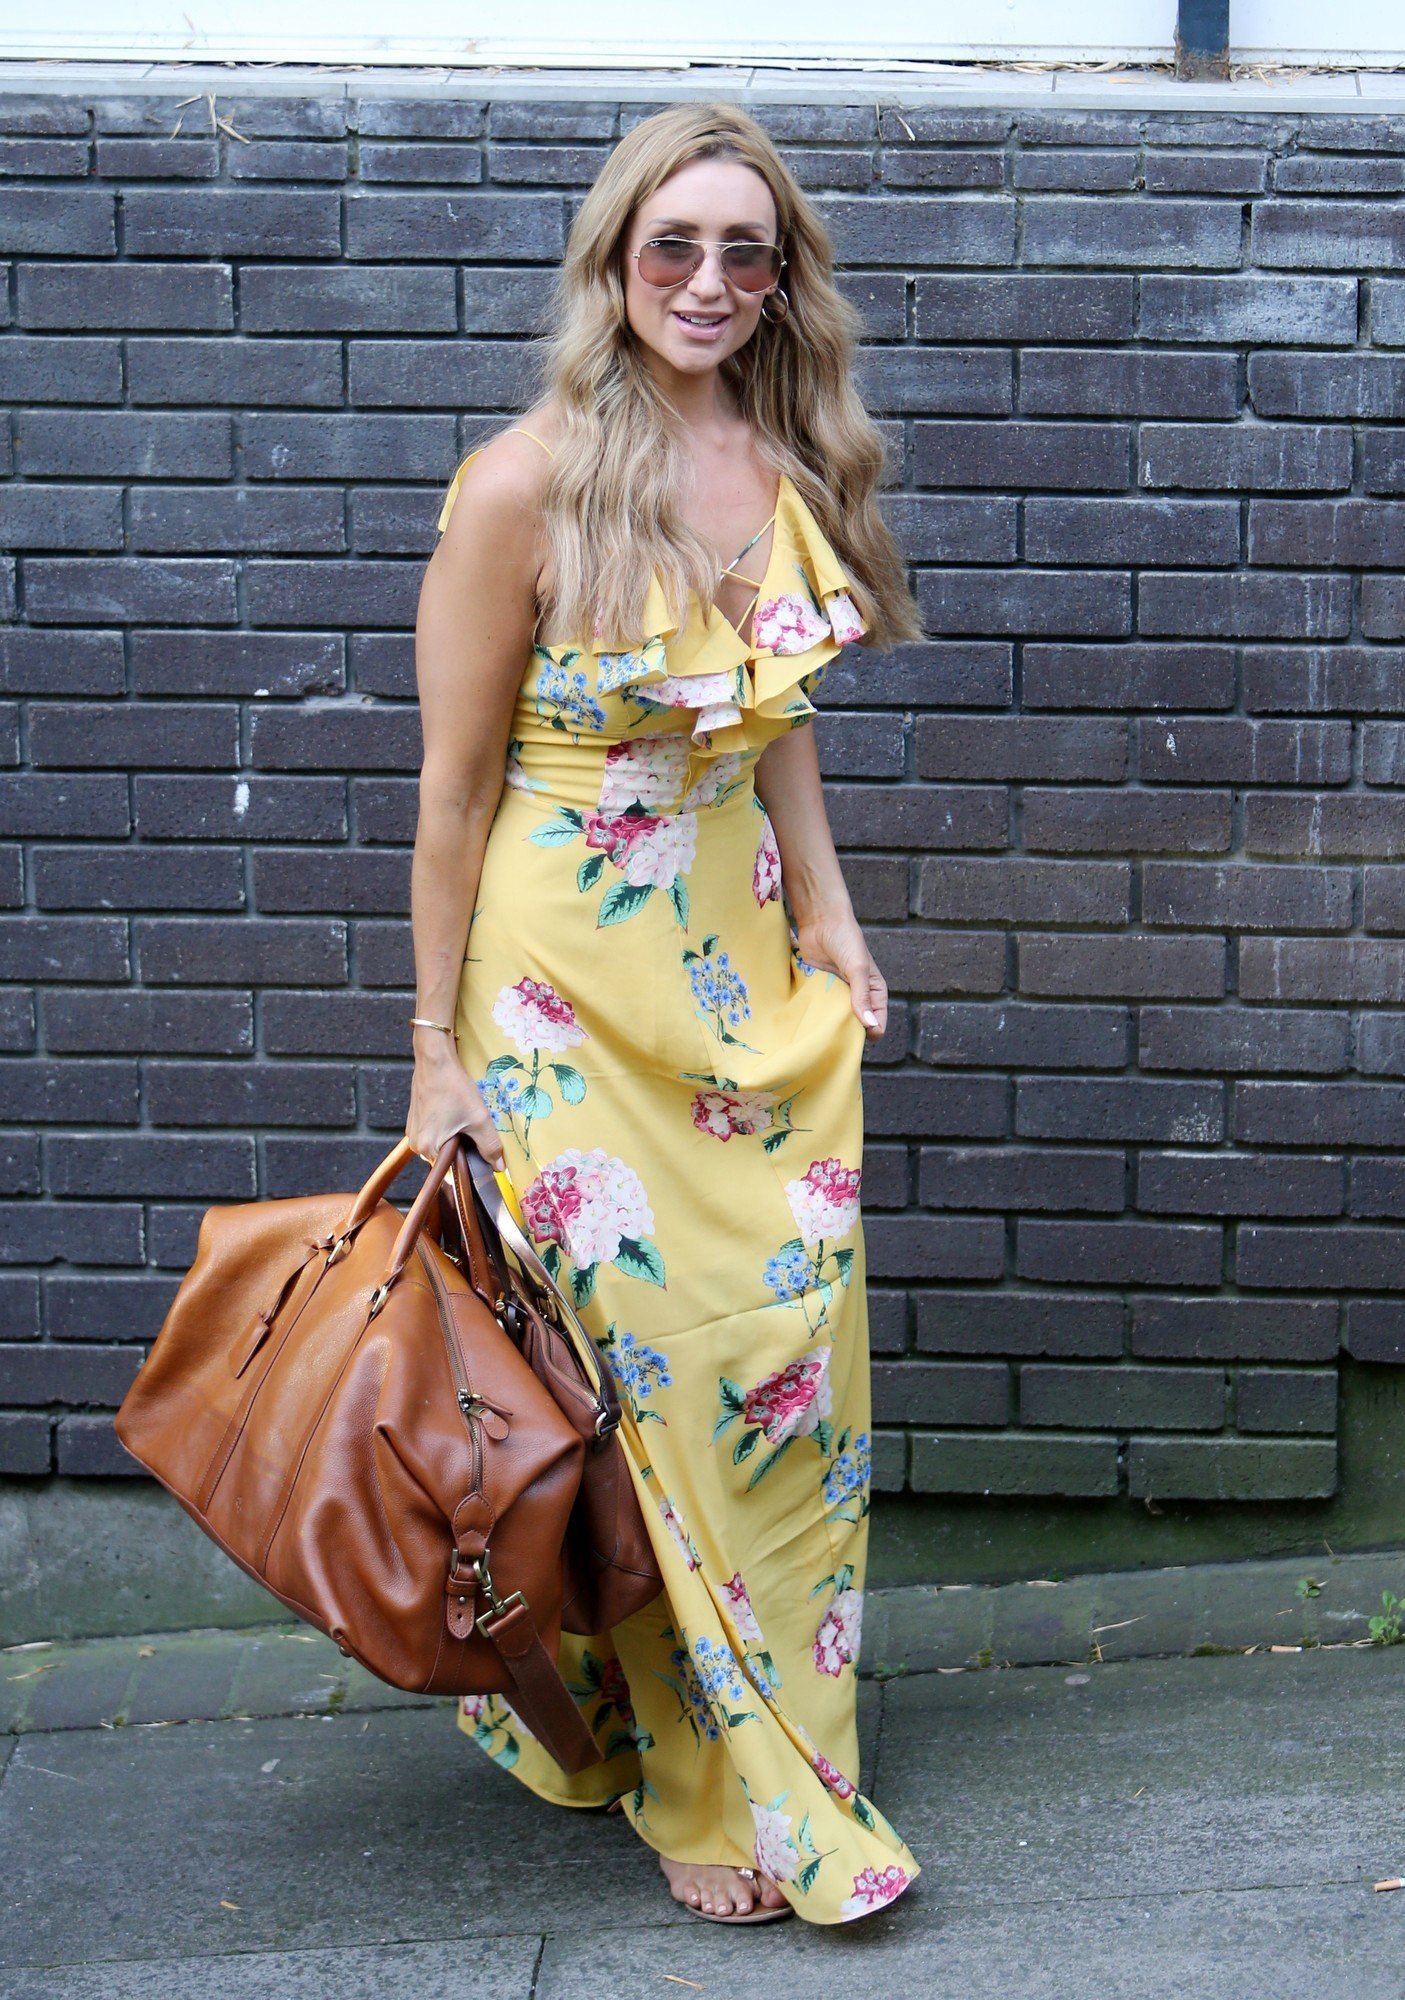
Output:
[405,439,548,1165]
[753,721,887,1041]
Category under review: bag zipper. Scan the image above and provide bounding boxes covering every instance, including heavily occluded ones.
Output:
[415,1238,512,1498]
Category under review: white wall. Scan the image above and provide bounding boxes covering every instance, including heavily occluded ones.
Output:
[0,0,1400,69]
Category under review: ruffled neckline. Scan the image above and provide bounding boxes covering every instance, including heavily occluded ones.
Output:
[436,453,868,753]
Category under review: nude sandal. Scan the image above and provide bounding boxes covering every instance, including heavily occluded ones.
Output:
[679,1867,794,1924]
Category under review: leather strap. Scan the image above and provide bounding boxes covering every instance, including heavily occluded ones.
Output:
[479,1597,603,1773]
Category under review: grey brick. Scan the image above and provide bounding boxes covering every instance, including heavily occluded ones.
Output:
[1024,498,1239,567]
[1235,1369,1337,1435]
[1017,1219,1223,1288]
[1138,1151,1343,1218]
[1138,572,1352,640]
[1238,1224,1405,1292]
[1250,351,1405,419]
[1128,1437,1336,1500]
[1142,862,1352,931]
[1139,1006,1349,1075]
[916,1000,1129,1071]
[1140,718,1351,786]
[919,1145,1124,1213]
[1252,201,1405,269]
[914,857,1129,925]
[1021,350,1239,419]
[915,717,1126,782]
[915,1290,1124,1358]
[817,195,1016,266]
[1023,644,1234,711]
[1018,934,1226,1000]
[1017,1077,1223,1144]
[1138,422,1352,493]
[1133,1297,1338,1362]
[1023,197,1240,268]
[915,569,1130,640]
[1240,939,1405,1004]
[1349,1155,1405,1218]
[1236,1081,1405,1148]
[913,420,1130,491]
[1020,1362,1224,1431]
[871,1360,1009,1425]
[123,188,340,258]
[1243,646,1405,714]
[912,274,1133,342]
[1246,793,1405,859]
[1139,275,1356,345]
[1023,789,1232,855]
[865,1214,1005,1282]
[909,1431,1119,1497]
[1345,1300,1405,1364]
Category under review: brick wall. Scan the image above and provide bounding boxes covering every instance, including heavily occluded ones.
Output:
[1,82,1404,1503]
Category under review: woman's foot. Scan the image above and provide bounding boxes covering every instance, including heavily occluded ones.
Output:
[659,1855,790,1920]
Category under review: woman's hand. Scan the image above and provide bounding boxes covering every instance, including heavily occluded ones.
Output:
[792,910,888,1041]
[404,1033,506,1170]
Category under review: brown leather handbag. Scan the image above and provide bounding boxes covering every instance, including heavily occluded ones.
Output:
[113,1132,662,1774]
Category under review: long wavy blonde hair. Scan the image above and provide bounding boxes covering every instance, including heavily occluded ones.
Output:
[498,100,924,653]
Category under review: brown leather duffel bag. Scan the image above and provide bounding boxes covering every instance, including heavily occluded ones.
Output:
[113,1132,663,1774]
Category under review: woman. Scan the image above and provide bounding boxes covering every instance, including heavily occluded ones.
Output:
[408,100,925,1927]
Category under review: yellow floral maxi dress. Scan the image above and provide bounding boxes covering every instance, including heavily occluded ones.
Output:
[434,441,920,1926]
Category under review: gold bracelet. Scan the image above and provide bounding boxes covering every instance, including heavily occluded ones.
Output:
[409,1014,455,1035]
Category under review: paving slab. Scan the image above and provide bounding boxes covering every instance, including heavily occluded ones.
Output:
[2,1939,543,2000]
[878,1645,1405,1908]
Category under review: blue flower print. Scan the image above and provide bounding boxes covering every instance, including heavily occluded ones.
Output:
[764,1242,811,1304]
[476,1069,529,1131]
[533,650,607,737]
[823,1432,871,1510]
[602,1323,672,1425]
[682,931,758,1053]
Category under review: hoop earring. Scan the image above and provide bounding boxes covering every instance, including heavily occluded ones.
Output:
[760,286,790,324]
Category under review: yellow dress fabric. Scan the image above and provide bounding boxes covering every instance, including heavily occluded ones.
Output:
[435,437,920,1925]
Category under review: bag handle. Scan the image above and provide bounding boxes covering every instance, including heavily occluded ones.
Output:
[453,1141,625,1441]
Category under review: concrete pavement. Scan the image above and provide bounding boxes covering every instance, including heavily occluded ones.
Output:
[2,1624,1404,1997]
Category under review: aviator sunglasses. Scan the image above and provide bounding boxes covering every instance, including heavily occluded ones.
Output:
[631,234,786,294]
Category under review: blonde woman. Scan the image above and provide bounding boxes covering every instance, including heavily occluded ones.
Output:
[409,100,924,1927]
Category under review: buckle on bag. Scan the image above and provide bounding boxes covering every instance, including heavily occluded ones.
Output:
[451,1548,526,1634]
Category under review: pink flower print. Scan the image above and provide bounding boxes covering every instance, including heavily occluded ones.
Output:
[826,590,866,645]
[786,1157,862,1247]
[598,735,691,812]
[490,977,586,1057]
[840,1865,911,1919]
[813,1586,863,1677]
[658,1494,699,1570]
[742,1348,833,1445]
[720,1571,763,1644]
[690,1088,776,1141]
[749,1801,801,1884]
[460,1693,491,1723]
[750,592,832,657]
[753,812,783,904]
[680,751,743,809]
[583,807,697,889]
[520,1146,655,1269]
[811,1750,857,1800]
[646,669,737,710]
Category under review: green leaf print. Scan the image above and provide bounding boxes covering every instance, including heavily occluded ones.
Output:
[570,1262,598,1307]
[485,1053,521,1075]
[669,878,689,928]
[797,1858,822,1894]
[614,1235,667,1286]
[597,880,655,926]
[716,1377,745,1420]
[551,1062,587,1104]
[528,809,584,848]
[576,852,605,891]
[521,1085,553,1119]
[834,1246,854,1287]
[851,1794,877,1831]
[747,1436,795,1490]
[732,1427,762,1465]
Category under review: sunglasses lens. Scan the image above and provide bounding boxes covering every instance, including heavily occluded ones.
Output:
[637,239,701,285]
[721,244,783,291]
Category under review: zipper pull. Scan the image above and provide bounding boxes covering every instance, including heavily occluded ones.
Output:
[457,1390,511,1442]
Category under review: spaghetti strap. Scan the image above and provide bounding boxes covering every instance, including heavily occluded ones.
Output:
[507,428,556,458]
